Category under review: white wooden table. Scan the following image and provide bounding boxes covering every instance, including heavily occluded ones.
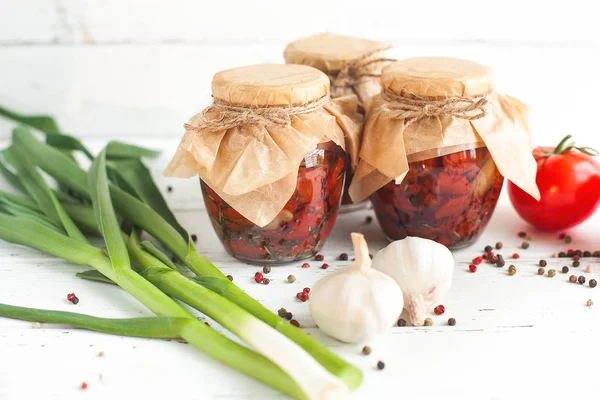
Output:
[1,138,599,400]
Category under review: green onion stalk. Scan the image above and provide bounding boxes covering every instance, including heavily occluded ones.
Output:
[9,126,363,390]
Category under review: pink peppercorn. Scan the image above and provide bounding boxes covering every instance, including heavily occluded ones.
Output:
[512,253,520,259]
[301,263,310,268]
[434,305,446,315]
[469,264,477,273]
[303,287,311,294]
[254,272,264,283]
[472,256,483,265]
[321,263,329,269]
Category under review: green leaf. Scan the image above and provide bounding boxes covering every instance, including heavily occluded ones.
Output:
[106,141,160,159]
[141,240,178,270]
[107,158,187,238]
[0,190,39,211]
[76,269,116,285]
[0,303,186,338]
[61,202,101,234]
[89,149,131,271]
[0,151,26,193]
[45,134,94,160]
[0,106,61,135]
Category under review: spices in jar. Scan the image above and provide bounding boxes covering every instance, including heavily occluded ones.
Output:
[350,57,539,249]
[166,64,355,264]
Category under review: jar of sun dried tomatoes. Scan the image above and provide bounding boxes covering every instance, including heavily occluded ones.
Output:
[285,33,392,212]
[349,57,540,249]
[165,64,357,263]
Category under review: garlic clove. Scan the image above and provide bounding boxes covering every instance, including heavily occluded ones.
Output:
[309,233,404,343]
[372,236,454,326]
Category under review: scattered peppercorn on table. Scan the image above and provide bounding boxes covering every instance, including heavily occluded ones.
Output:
[1,138,599,400]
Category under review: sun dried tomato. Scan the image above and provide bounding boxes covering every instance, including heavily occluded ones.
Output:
[371,148,503,249]
[202,141,346,263]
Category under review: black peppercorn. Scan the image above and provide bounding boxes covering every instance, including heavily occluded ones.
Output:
[496,259,505,267]
[365,216,373,224]
[594,251,600,257]
[339,253,349,261]
[167,186,173,193]
[263,265,271,274]
[564,235,572,244]
[559,251,567,258]
[227,275,233,281]
[578,275,586,285]
[562,266,569,273]
[448,318,456,326]
[537,268,545,275]
[284,312,293,320]
[377,361,385,370]
[590,279,597,288]
[71,296,79,305]
[191,234,197,243]
[573,260,580,267]
[539,260,547,267]
[397,318,407,327]
[575,250,583,257]
[584,251,592,257]
[263,278,270,285]
[484,245,493,253]
[496,242,503,250]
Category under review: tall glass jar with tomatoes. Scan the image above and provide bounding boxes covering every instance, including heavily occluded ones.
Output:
[202,141,345,263]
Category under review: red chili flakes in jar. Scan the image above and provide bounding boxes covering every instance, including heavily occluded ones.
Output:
[371,149,504,249]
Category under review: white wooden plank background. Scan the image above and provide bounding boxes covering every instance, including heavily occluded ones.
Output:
[1,2,600,399]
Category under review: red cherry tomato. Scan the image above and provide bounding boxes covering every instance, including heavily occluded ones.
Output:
[508,136,600,231]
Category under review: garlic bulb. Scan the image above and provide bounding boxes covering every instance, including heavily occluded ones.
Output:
[309,233,404,343]
[372,236,454,326]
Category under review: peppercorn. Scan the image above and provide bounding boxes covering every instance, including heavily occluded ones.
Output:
[369,254,374,259]
[569,275,578,283]
[472,256,483,265]
[424,318,433,326]
[521,241,530,249]
[537,268,545,275]
[575,250,583,257]
[548,269,556,278]
[584,251,592,257]
[81,382,88,390]
[551,253,558,258]
[263,265,271,274]
[578,276,586,285]
[71,296,79,305]
[284,312,293,320]
[278,307,287,317]
[508,265,517,276]
[559,233,566,239]
[448,318,456,326]
[573,260,580,267]
[339,253,349,261]
[263,278,270,285]
[287,275,296,283]
[573,255,581,261]
[486,251,495,260]
[290,319,300,327]
[321,263,329,269]
[594,251,600,257]
[301,263,310,268]
[303,287,311,294]
[484,245,493,252]
[227,275,233,281]
[191,234,197,243]
[365,216,373,224]
[590,279,597,288]
[518,231,527,238]
[539,260,547,267]
[377,361,385,370]
[315,254,324,261]
[434,305,445,315]
[496,259,505,268]
[567,249,575,257]
[564,235,572,244]
[362,346,372,355]
[562,266,569,274]
[586,299,593,307]
[469,264,477,273]
[254,272,264,283]
[67,293,76,302]
[397,318,407,327]
[495,242,503,250]
[512,253,520,259]
[167,186,173,193]
[297,291,308,302]
[558,251,567,257]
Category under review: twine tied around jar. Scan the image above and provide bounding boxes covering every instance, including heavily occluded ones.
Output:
[329,46,395,98]
[184,94,331,132]
[380,90,489,125]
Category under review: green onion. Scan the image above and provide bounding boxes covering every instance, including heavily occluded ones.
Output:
[9,126,363,390]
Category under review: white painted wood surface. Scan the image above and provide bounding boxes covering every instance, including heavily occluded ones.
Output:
[0,138,599,400]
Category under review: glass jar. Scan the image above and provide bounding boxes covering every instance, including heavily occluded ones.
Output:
[340,154,368,212]
[370,147,504,249]
[202,141,346,264]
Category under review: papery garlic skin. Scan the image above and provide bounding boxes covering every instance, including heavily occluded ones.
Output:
[309,233,404,344]
[372,236,454,326]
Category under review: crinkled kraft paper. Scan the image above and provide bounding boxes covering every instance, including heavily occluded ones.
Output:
[165,96,363,227]
[349,92,541,202]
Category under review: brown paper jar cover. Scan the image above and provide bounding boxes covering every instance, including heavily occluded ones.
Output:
[349,57,541,204]
[164,64,362,227]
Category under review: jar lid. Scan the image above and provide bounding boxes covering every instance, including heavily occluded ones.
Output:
[211,64,330,107]
[284,33,389,73]
[382,57,495,98]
